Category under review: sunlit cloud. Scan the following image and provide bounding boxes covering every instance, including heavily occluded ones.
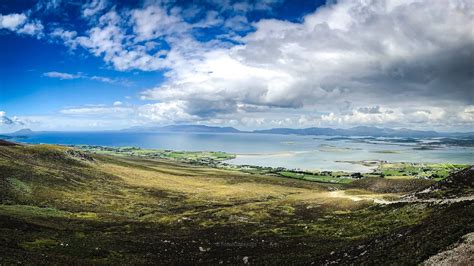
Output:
[1,0,473,131]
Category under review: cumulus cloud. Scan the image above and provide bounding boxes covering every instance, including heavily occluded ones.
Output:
[0,13,27,30]
[7,0,474,130]
[208,0,284,13]
[0,13,43,37]
[138,101,198,123]
[90,76,114,83]
[59,2,255,72]
[137,0,474,129]
[131,5,188,42]
[358,106,383,114]
[82,0,108,17]
[458,106,474,122]
[60,106,134,116]
[59,101,198,125]
[50,28,78,48]
[43,71,81,80]
[17,20,44,36]
[43,71,124,84]
[70,10,171,71]
[0,111,14,125]
[0,111,25,132]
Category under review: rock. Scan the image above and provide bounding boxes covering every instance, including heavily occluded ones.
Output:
[66,150,95,162]
[199,246,210,252]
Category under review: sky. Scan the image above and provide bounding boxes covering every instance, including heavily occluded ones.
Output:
[0,0,473,132]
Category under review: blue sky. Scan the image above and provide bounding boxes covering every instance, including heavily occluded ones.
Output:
[0,0,473,132]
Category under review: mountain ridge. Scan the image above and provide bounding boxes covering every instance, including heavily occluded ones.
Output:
[6,125,474,138]
[123,125,474,138]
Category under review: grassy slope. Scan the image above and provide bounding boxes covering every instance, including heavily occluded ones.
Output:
[0,143,472,264]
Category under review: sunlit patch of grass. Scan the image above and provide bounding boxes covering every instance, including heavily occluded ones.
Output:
[1,143,469,264]
[20,238,59,251]
[279,171,353,184]
[379,162,469,179]
[0,205,70,218]
[8,177,32,194]
[100,162,313,203]
[384,175,415,180]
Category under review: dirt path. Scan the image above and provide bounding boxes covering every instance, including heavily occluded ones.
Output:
[388,195,474,205]
[328,191,391,204]
[329,191,474,205]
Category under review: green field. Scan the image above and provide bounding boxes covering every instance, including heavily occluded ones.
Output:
[74,145,235,162]
[0,143,472,264]
[278,171,354,184]
[379,162,469,180]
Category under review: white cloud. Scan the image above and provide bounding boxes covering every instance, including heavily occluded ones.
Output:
[138,101,198,123]
[82,0,108,17]
[71,10,171,71]
[0,13,27,30]
[62,4,230,72]
[224,15,250,31]
[131,5,188,42]
[14,114,139,131]
[50,28,78,48]
[75,11,124,56]
[90,76,114,83]
[43,71,123,84]
[321,108,400,126]
[0,111,25,132]
[43,71,81,80]
[136,0,473,129]
[52,101,197,129]
[60,106,134,116]
[208,0,283,13]
[19,0,474,130]
[17,20,44,36]
[458,106,474,122]
[0,13,44,38]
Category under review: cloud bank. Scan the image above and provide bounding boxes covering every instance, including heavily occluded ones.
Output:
[138,0,474,129]
[2,0,474,131]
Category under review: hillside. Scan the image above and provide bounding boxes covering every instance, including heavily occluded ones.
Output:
[409,166,474,200]
[123,124,241,133]
[0,143,472,264]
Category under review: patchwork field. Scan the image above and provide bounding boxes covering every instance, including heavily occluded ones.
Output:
[0,142,472,264]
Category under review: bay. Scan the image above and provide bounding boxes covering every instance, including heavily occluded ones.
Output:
[16,131,474,172]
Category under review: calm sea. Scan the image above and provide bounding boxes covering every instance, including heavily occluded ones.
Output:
[15,131,474,172]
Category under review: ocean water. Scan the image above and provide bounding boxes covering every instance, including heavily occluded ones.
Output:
[15,131,474,172]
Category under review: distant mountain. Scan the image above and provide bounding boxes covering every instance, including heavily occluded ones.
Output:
[253,126,447,138]
[122,125,474,138]
[8,128,35,136]
[253,127,339,136]
[124,125,241,133]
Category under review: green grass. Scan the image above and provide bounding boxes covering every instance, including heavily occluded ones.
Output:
[20,238,60,251]
[379,162,469,179]
[0,143,471,264]
[73,145,236,162]
[279,171,353,184]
